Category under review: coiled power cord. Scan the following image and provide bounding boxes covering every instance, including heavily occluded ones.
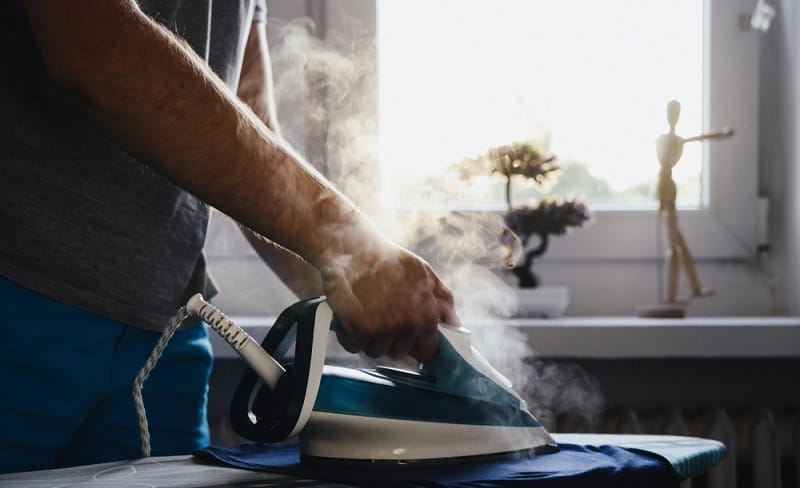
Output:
[132,294,285,457]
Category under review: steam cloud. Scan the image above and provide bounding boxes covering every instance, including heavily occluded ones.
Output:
[268,14,604,431]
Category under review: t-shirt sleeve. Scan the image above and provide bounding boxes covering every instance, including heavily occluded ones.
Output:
[253,0,267,23]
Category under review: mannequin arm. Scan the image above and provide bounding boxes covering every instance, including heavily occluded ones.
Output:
[684,127,734,143]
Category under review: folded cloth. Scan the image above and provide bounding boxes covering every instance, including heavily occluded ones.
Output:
[194,442,679,487]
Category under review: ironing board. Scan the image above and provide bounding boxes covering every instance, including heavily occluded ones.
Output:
[0,434,724,487]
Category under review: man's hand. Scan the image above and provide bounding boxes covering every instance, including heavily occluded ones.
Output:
[321,240,459,362]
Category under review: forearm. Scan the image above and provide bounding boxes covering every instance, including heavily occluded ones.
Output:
[237,22,281,136]
[235,20,324,297]
[23,0,377,270]
[241,229,324,298]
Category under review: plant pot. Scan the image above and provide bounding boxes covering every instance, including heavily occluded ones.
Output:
[512,286,569,318]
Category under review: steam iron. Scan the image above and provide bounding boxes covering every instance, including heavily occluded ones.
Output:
[189,295,557,464]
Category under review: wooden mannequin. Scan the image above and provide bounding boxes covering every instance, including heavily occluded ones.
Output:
[656,100,733,304]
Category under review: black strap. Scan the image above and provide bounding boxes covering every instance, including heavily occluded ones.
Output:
[229,297,327,442]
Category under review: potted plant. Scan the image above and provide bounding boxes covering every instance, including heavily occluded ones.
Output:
[459,142,592,315]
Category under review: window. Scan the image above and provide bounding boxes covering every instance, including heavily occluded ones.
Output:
[376,0,759,260]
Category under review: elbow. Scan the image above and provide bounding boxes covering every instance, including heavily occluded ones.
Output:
[42,54,78,90]
[40,51,106,110]
[23,1,143,110]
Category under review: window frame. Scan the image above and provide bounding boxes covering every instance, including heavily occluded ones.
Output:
[320,0,760,261]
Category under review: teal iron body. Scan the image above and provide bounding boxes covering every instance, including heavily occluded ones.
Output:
[227,297,557,464]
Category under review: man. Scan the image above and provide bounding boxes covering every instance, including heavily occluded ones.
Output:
[0,0,458,473]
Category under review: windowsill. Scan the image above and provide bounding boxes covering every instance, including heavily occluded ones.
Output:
[210,316,800,361]
[492,316,800,359]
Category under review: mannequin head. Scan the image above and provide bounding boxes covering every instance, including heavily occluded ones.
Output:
[666,100,681,131]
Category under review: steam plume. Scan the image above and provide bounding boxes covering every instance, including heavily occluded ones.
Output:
[267,13,604,430]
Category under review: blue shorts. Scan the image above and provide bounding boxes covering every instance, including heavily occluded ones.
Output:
[0,277,213,474]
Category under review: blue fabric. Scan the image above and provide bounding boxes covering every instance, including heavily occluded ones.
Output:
[195,442,680,487]
[0,277,213,474]
[552,433,726,481]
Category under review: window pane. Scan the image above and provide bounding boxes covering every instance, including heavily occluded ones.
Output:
[378,0,704,210]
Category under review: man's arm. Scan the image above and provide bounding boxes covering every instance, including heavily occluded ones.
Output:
[236,20,324,299]
[22,0,457,360]
[237,20,280,133]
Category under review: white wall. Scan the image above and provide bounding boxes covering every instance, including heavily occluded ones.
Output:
[761,0,799,315]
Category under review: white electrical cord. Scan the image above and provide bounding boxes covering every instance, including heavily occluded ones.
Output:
[132,306,186,458]
[133,294,285,458]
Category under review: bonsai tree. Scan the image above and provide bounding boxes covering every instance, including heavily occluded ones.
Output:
[460,142,592,288]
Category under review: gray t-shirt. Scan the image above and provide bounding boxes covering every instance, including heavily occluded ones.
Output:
[0,0,266,330]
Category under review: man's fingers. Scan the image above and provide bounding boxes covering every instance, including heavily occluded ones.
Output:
[335,326,368,354]
[434,281,461,327]
[438,299,461,327]
[363,335,393,358]
[324,249,458,362]
[387,332,415,359]
[409,328,438,362]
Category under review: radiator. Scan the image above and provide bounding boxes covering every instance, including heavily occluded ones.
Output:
[560,407,800,488]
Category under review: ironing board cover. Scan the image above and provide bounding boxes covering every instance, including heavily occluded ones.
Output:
[552,433,725,481]
[194,433,725,487]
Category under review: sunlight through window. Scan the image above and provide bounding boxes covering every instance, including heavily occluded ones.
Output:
[378,0,704,210]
